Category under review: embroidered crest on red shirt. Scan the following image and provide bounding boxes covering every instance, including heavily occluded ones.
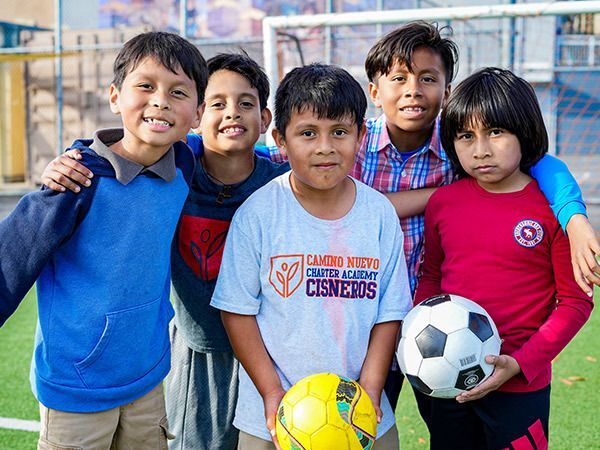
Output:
[513,219,544,248]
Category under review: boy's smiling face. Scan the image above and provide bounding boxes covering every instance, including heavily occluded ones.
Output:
[200,69,270,155]
[109,56,202,164]
[369,46,450,151]
[274,108,364,195]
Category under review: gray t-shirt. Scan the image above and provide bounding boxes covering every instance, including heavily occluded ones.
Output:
[211,173,412,440]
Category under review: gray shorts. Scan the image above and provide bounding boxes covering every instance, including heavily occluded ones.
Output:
[165,323,239,450]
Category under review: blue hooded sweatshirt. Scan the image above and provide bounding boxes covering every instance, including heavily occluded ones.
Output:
[0,138,195,412]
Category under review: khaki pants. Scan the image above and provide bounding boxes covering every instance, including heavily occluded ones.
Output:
[38,383,174,450]
[238,424,400,450]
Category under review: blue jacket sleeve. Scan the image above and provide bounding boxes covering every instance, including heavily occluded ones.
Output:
[0,186,95,326]
[254,145,271,159]
[530,154,587,230]
[174,140,196,187]
[186,133,203,158]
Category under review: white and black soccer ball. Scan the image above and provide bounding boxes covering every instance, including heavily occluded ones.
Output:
[396,294,501,399]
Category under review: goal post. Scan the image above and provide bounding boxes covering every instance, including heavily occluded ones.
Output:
[263,1,600,120]
[261,1,600,204]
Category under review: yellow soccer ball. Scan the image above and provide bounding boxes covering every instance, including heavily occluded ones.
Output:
[275,373,378,450]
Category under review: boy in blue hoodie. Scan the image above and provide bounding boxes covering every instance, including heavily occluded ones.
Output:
[0,31,205,449]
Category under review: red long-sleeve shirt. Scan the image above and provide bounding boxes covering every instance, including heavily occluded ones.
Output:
[415,177,593,393]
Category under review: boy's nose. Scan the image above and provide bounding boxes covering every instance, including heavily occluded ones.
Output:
[151,91,171,110]
[316,138,335,154]
[473,141,491,158]
[224,105,241,120]
[402,78,422,97]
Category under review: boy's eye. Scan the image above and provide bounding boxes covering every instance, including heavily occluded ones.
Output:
[490,129,503,136]
[172,89,188,97]
[138,83,153,90]
[240,101,255,108]
[391,75,406,82]
[210,102,225,109]
[301,130,316,138]
[332,129,348,137]
[456,133,473,141]
[422,76,436,83]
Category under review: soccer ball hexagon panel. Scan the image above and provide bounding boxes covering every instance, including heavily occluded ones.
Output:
[396,294,501,399]
[276,373,378,450]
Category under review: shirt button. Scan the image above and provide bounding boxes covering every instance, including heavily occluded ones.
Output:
[401,170,407,177]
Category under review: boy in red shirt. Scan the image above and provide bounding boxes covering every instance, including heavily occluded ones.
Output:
[356,20,599,409]
[414,67,593,450]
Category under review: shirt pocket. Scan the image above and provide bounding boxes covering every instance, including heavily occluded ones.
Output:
[74,296,172,389]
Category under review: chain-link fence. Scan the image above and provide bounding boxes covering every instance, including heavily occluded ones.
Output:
[1,2,599,217]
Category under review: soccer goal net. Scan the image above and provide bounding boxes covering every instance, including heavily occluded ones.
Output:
[263,1,600,205]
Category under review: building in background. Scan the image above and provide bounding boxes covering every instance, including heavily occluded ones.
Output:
[0,0,598,194]
[0,21,49,183]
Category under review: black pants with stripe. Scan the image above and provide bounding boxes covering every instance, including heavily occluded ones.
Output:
[384,369,405,411]
[413,385,550,450]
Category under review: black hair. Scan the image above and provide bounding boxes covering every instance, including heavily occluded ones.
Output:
[365,21,458,85]
[112,31,208,105]
[207,52,269,110]
[274,63,367,135]
[441,67,548,177]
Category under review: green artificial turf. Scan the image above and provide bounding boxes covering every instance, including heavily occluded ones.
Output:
[0,288,597,449]
[0,430,38,450]
[396,286,600,450]
[0,289,38,421]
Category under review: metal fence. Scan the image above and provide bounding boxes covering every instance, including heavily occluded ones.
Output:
[0,2,599,209]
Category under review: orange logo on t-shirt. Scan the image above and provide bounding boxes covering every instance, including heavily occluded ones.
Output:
[269,254,304,298]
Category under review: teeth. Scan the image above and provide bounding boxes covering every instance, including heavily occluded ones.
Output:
[144,118,171,126]
[402,107,424,112]
[222,127,244,134]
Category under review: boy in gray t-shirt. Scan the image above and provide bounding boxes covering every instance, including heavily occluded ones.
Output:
[211,64,412,449]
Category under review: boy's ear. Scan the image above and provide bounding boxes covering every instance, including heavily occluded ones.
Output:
[442,84,452,109]
[272,128,287,156]
[368,81,382,108]
[109,84,121,115]
[260,108,273,134]
[355,121,367,154]
[191,102,204,130]
[195,102,206,132]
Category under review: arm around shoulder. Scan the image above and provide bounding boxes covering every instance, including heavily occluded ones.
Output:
[531,155,600,294]
[565,213,600,295]
[530,154,586,229]
[384,187,438,219]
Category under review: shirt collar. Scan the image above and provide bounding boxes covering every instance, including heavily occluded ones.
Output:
[369,114,447,161]
[90,128,177,185]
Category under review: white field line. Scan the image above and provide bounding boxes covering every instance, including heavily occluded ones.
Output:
[0,417,40,432]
